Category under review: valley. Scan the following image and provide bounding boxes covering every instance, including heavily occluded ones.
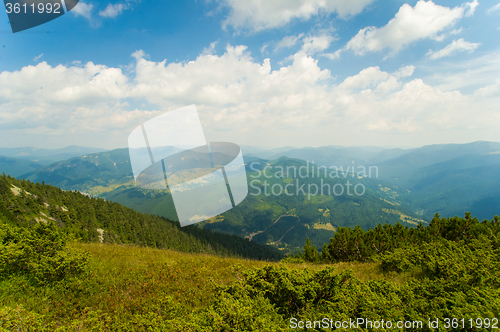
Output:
[2,141,499,254]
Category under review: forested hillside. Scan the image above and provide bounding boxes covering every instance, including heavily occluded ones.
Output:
[103,156,423,255]
[257,141,500,221]
[0,174,282,260]
[13,142,500,254]
[19,149,421,255]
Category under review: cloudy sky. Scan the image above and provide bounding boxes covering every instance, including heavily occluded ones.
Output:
[0,0,499,149]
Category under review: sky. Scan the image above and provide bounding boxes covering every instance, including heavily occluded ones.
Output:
[0,0,499,150]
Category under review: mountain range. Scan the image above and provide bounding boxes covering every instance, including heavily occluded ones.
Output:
[0,145,107,177]
[250,141,500,220]
[3,141,499,254]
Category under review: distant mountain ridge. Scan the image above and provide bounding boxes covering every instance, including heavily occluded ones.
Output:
[0,155,43,178]
[0,145,108,177]
[11,141,500,250]
[248,141,500,220]
[21,148,132,195]
[0,145,106,158]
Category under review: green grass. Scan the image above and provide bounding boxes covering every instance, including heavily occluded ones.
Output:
[0,241,395,331]
[3,230,499,331]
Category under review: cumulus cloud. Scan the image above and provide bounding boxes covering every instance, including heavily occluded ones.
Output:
[427,38,480,59]
[0,61,133,137]
[0,61,129,104]
[220,0,375,32]
[72,1,138,27]
[129,44,332,111]
[98,1,140,18]
[339,66,390,90]
[202,41,218,55]
[0,46,498,148]
[322,49,341,60]
[343,0,468,56]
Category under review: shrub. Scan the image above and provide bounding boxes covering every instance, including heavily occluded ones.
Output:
[0,220,89,285]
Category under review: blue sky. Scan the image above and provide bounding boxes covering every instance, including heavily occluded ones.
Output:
[0,0,499,149]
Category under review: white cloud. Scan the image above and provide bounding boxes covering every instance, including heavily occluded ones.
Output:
[0,61,130,111]
[99,3,125,18]
[395,65,416,78]
[424,50,500,93]
[274,34,304,52]
[129,44,332,109]
[474,79,500,98]
[71,1,94,20]
[1,46,499,149]
[202,41,218,55]
[33,53,44,62]
[301,35,335,55]
[131,49,146,60]
[73,1,138,25]
[464,0,479,17]
[220,0,375,32]
[427,38,480,59]
[344,0,467,56]
[488,3,500,14]
[260,43,269,54]
[339,66,390,90]
[322,49,342,60]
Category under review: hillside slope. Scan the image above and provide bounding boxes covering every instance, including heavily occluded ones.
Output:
[0,174,282,260]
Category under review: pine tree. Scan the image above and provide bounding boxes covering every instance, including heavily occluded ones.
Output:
[304,237,319,262]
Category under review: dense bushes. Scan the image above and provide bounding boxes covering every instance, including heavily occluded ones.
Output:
[202,239,500,331]
[379,236,500,288]
[1,219,499,330]
[297,212,500,263]
[0,219,89,285]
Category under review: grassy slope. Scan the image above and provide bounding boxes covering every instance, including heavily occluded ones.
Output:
[2,211,499,330]
[0,241,399,331]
